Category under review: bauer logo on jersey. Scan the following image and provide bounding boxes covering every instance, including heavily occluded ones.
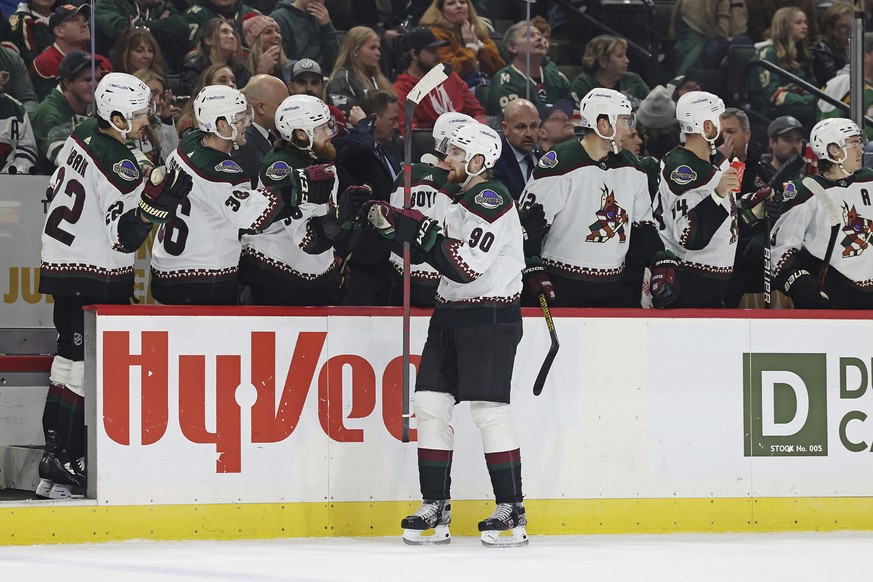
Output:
[586,185,627,243]
[474,189,502,209]
[783,181,797,201]
[215,160,243,174]
[538,150,558,169]
[670,165,697,185]
[265,161,292,180]
[113,159,140,181]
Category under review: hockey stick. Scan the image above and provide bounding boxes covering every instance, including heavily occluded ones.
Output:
[533,293,559,396]
[801,176,841,293]
[763,154,805,308]
[401,63,452,443]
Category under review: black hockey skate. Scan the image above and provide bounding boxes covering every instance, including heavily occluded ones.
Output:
[35,429,61,498]
[478,502,528,547]
[401,499,451,545]
[47,453,86,499]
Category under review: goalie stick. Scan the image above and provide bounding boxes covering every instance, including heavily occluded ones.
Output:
[401,62,452,442]
[801,176,841,295]
[533,293,559,396]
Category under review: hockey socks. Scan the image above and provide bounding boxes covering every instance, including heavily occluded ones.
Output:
[417,448,452,501]
[484,449,523,504]
[41,382,64,436]
[57,386,85,459]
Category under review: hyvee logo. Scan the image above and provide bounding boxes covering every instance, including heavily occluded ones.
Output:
[743,353,828,457]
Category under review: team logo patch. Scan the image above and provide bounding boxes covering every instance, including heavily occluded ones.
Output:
[538,150,558,169]
[586,185,627,243]
[783,181,797,201]
[112,159,140,181]
[841,203,873,258]
[265,161,292,180]
[474,189,502,209]
[215,160,243,174]
[670,165,697,185]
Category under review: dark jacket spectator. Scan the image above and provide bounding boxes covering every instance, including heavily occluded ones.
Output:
[184,0,261,50]
[0,46,39,113]
[94,0,188,67]
[270,0,340,72]
[180,17,250,95]
[7,0,57,65]
[324,26,394,117]
[570,35,649,109]
[746,0,818,44]
[812,2,852,86]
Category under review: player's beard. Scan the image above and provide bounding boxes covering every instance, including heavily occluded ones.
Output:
[313,140,336,161]
[447,165,468,183]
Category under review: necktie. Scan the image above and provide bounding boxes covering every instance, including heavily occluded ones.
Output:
[524,154,535,179]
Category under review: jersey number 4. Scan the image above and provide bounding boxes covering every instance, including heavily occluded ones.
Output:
[44,167,85,246]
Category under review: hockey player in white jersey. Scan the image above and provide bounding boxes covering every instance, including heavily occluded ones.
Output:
[520,88,679,307]
[150,85,337,305]
[771,118,873,308]
[366,123,529,547]
[38,72,193,498]
[0,69,37,174]
[655,90,740,307]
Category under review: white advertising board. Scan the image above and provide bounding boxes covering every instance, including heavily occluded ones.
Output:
[90,309,873,506]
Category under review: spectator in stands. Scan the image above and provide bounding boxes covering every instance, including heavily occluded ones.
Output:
[818,32,873,141]
[747,0,818,44]
[537,99,574,154]
[242,14,292,82]
[813,2,853,87]
[94,0,188,68]
[670,0,750,76]
[393,26,486,134]
[31,5,112,101]
[487,21,573,116]
[752,6,816,126]
[7,0,57,64]
[332,89,400,305]
[569,35,650,109]
[30,51,94,171]
[270,0,341,73]
[0,68,38,174]
[0,46,39,114]
[288,57,354,137]
[760,115,805,185]
[406,0,493,31]
[635,84,679,160]
[109,26,165,77]
[418,0,504,87]
[180,18,249,96]
[325,26,394,117]
[132,69,179,167]
[492,98,540,201]
[231,74,289,185]
[184,0,260,50]
[176,63,239,134]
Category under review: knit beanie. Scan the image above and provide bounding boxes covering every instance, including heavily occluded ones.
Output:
[242,14,278,48]
[636,85,676,129]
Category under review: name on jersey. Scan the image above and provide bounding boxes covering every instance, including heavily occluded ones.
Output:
[66,147,90,178]
[265,161,292,180]
[113,159,140,181]
[538,150,558,169]
[215,160,243,174]
[474,189,502,209]
[670,165,697,185]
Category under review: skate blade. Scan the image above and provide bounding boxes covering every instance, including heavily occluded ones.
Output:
[480,526,528,548]
[48,484,84,500]
[402,525,451,546]
[35,479,54,498]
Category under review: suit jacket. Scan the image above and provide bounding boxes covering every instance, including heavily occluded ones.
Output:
[492,133,539,201]
[232,124,273,187]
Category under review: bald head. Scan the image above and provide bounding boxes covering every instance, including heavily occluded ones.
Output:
[242,74,289,130]
[502,99,540,154]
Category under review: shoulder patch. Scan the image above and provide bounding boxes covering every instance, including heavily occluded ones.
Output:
[113,159,140,182]
[782,181,798,201]
[265,160,292,180]
[9,15,18,29]
[538,150,558,169]
[474,189,502,209]
[670,165,697,185]
[215,160,243,174]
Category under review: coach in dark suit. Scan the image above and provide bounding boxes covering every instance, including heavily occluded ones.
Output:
[232,74,289,186]
[492,98,541,200]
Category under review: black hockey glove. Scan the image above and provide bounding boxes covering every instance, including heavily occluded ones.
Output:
[364,201,441,252]
[287,163,335,206]
[518,202,548,257]
[783,269,829,308]
[523,257,556,302]
[139,165,192,224]
[336,184,371,229]
[764,192,785,222]
[649,250,680,309]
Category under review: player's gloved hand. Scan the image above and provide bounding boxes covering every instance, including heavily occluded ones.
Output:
[518,202,548,257]
[649,250,680,309]
[364,201,441,251]
[522,257,555,302]
[335,184,371,229]
[289,164,335,205]
[765,192,784,222]
[783,269,829,308]
[737,186,771,226]
[139,165,193,224]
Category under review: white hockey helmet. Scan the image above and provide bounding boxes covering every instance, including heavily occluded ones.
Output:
[432,112,475,155]
[448,123,502,175]
[194,85,251,146]
[810,118,866,165]
[94,72,155,140]
[274,94,337,147]
[579,88,633,152]
[676,90,725,141]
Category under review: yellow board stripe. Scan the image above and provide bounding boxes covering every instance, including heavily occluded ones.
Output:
[1,498,872,546]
